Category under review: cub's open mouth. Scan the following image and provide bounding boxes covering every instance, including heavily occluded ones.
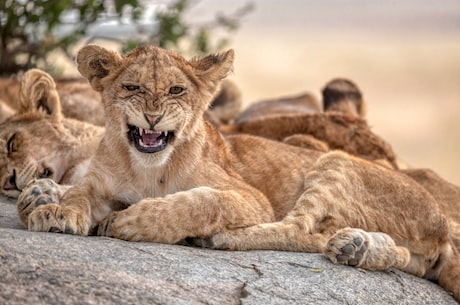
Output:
[128,125,174,153]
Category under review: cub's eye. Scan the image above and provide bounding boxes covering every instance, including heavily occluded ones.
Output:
[123,84,140,91]
[6,134,16,154]
[169,86,185,96]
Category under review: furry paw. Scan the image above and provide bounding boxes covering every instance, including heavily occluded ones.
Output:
[17,178,65,226]
[28,203,90,235]
[324,227,369,267]
[96,211,141,241]
[96,209,173,242]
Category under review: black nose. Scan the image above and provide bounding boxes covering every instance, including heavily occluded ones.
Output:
[144,113,163,129]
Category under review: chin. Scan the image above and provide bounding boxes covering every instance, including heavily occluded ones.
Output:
[129,145,174,168]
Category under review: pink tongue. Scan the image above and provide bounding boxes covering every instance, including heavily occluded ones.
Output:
[141,130,162,147]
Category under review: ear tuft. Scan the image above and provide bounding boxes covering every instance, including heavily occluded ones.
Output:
[191,49,235,83]
[19,69,62,118]
[76,45,122,91]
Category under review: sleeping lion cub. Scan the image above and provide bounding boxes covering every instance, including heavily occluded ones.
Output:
[24,45,459,301]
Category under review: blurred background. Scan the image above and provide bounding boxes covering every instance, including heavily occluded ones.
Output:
[2,0,460,184]
[205,0,460,185]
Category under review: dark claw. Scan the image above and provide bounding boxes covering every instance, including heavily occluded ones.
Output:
[49,226,62,233]
[348,258,359,266]
[186,237,213,248]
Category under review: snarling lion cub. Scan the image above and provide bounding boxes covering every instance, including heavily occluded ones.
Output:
[24,45,459,301]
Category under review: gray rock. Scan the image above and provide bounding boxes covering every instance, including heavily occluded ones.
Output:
[0,196,457,305]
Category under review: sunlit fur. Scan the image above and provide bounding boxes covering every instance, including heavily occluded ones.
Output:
[24,45,460,302]
[0,71,104,125]
[0,69,103,198]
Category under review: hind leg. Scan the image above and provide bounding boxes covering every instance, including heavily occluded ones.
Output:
[198,217,328,252]
[324,225,460,300]
[434,243,460,302]
[324,227,410,271]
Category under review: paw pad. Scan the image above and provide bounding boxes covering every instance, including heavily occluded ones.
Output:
[325,230,368,267]
[17,178,61,226]
[36,196,53,206]
[31,187,42,196]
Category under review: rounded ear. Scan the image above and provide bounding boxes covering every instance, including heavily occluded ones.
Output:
[76,44,122,92]
[18,69,62,118]
[190,49,234,85]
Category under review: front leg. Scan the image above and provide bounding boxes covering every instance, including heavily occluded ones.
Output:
[98,187,274,243]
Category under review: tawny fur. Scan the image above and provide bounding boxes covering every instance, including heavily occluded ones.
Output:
[223,113,399,169]
[0,69,104,201]
[0,99,15,123]
[205,79,243,126]
[0,68,239,201]
[218,79,393,167]
[234,92,321,124]
[402,168,460,250]
[0,73,105,125]
[19,45,460,301]
[0,71,242,127]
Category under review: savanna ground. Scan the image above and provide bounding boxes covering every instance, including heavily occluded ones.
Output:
[54,0,460,185]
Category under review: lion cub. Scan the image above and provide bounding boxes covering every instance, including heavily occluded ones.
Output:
[23,45,459,301]
[0,69,104,216]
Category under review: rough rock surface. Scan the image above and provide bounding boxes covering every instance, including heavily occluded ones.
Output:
[0,195,457,305]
